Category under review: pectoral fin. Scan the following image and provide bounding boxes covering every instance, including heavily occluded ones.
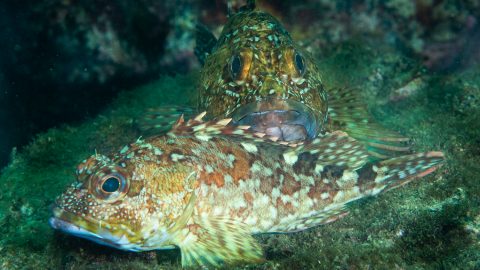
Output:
[176,216,264,268]
[327,87,410,159]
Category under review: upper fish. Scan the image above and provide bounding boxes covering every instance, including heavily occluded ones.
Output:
[142,1,410,159]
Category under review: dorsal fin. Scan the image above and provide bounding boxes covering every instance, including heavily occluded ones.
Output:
[170,112,371,171]
[169,112,299,147]
[137,105,196,136]
[282,131,370,170]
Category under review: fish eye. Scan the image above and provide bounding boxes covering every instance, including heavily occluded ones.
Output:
[101,176,120,193]
[92,171,129,201]
[294,52,306,76]
[230,54,243,79]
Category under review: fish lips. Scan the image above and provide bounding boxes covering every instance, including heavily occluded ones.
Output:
[49,208,139,251]
[231,98,321,141]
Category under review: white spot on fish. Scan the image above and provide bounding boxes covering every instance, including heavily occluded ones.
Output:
[205,165,214,173]
[120,145,129,154]
[171,153,185,162]
[283,151,298,165]
[314,164,324,174]
[272,187,281,200]
[195,133,212,141]
[224,174,233,184]
[241,142,258,153]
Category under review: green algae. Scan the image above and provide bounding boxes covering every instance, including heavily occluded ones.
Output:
[1,42,479,269]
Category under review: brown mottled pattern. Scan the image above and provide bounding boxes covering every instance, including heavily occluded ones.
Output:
[188,135,352,231]
[221,145,254,184]
[198,10,328,126]
[52,115,444,267]
[280,173,301,195]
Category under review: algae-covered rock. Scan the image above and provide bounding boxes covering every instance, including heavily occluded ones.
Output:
[1,40,479,269]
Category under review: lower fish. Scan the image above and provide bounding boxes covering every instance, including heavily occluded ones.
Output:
[50,113,444,267]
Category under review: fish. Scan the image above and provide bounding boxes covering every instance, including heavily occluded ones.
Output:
[142,0,410,159]
[50,112,445,268]
[195,1,327,142]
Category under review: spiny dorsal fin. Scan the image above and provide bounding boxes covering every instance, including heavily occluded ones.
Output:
[170,113,373,171]
[169,112,302,147]
[137,105,196,135]
[194,24,218,65]
[177,216,264,267]
[327,87,411,159]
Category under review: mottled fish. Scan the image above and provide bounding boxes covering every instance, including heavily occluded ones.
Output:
[50,113,444,267]
[142,1,410,159]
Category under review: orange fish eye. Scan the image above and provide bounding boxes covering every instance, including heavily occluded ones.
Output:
[285,49,306,77]
[91,170,129,202]
[229,50,252,81]
[230,54,242,79]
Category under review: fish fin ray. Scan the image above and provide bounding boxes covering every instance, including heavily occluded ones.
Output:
[358,151,445,196]
[177,216,264,267]
[284,131,370,170]
[137,105,197,135]
[327,87,410,159]
[272,208,349,233]
[170,112,301,147]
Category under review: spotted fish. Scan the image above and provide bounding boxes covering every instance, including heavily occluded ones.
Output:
[51,112,444,267]
[142,1,410,158]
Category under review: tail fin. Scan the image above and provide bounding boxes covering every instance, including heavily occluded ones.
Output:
[358,151,445,195]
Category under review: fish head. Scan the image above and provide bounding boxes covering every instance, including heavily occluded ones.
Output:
[50,143,198,251]
[199,10,328,141]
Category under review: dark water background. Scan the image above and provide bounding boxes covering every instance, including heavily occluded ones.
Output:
[0,1,479,269]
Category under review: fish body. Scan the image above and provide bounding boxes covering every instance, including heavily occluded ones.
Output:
[51,114,444,267]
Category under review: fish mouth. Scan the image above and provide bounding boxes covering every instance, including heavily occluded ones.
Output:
[49,207,140,251]
[231,98,321,141]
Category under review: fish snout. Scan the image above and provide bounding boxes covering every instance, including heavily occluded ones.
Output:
[232,98,321,141]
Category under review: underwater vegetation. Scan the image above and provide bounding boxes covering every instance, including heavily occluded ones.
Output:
[1,0,480,269]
